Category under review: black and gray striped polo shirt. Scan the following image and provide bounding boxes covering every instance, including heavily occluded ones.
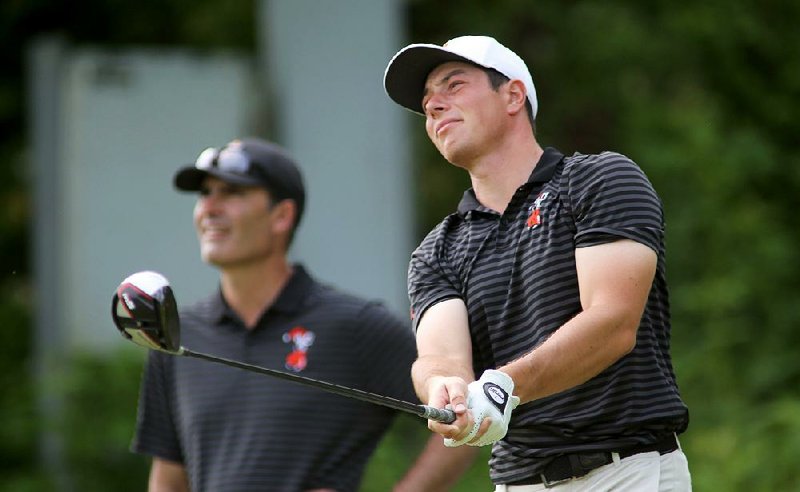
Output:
[408,147,689,484]
[133,265,418,491]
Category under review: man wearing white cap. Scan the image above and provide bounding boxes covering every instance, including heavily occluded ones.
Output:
[384,36,692,490]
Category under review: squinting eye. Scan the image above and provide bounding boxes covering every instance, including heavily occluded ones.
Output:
[227,185,248,195]
[449,81,464,90]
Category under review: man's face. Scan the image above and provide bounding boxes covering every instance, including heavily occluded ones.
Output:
[193,176,281,268]
[422,61,509,167]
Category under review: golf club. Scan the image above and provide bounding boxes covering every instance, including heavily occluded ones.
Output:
[111,270,456,424]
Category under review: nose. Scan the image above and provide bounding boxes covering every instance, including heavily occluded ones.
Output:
[423,92,446,116]
[196,189,223,215]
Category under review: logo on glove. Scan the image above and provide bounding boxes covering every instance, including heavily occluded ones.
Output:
[484,383,508,411]
[443,370,520,448]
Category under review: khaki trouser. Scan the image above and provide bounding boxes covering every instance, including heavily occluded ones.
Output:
[494,444,691,492]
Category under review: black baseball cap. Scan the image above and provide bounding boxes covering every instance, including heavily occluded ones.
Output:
[174,137,306,225]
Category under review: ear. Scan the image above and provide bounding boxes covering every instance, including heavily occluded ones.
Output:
[270,200,298,238]
[505,79,527,116]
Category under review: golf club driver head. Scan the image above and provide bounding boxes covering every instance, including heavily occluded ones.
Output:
[111,271,181,353]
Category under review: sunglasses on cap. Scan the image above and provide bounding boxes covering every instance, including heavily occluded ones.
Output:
[194,145,251,174]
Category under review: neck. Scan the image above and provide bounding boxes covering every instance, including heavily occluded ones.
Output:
[468,133,543,213]
[219,256,293,329]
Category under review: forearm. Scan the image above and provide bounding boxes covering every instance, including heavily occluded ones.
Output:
[148,458,189,492]
[393,434,479,492]
[503,240,653,403]
[503,305,638,403]
[412,299,475,404]
[411,355,474,404]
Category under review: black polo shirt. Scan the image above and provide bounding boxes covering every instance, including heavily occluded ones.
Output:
[408,148,689,484]
[133,265,418,491]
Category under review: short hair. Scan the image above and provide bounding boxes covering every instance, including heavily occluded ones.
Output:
[481,66,536,135]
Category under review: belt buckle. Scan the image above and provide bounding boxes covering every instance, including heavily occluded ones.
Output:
[540,452,610,488]
[540,474,571,488]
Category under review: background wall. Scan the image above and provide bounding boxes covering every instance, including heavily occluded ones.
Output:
[260,0,413,315]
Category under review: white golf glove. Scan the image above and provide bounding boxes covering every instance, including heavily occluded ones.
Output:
[444,369,520,447]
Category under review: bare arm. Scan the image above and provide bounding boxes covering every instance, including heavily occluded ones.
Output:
[502,239,657,402]
[412,298,474,403]
[411,298,491,442]
[148,458,189,492]
[393,435,479,491]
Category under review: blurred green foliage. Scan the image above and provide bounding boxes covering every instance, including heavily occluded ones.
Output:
[362,415,492,491]
[55,350,150,491]
[1,0,799,490]
[407,0,800,490]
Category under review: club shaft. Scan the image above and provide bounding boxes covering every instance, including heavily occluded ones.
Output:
[179,348,456,424]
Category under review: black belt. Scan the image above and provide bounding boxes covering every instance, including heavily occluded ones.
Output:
[510,434,679,487]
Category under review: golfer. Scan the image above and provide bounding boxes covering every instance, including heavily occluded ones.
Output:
[383,35,692,490]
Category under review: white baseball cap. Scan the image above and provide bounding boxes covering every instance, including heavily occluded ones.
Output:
[383,35,538,118]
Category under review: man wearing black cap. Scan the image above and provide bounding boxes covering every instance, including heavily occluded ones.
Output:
[383,36,692,490]
[131,137,477,491]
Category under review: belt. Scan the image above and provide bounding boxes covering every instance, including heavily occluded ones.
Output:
[510,434,679,487]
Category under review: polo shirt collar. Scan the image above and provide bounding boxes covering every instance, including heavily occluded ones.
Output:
[209,263,314,323]
[456,147,564,216]
[270,264,314,314]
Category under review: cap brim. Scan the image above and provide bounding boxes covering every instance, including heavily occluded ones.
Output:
[384,44,475,115]
[173,166,263,191]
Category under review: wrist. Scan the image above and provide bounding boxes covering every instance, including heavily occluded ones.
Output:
[422,375,448,403]
[481,369,513,385]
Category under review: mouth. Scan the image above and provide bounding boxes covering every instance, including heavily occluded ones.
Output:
[200,223,229,241]
[435,118,460,137]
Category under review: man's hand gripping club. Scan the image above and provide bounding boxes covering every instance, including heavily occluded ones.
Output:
[427,370,520,447]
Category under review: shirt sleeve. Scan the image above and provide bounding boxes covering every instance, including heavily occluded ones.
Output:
[130,350,183,463]
[566,152,664,252]
[407,222,464,332]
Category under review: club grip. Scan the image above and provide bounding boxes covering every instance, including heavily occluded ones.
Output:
[420,405,457,424]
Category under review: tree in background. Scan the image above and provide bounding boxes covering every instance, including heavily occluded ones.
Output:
[408,0,800,490]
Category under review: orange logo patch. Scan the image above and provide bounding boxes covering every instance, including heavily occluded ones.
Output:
[526,191,550,230]
[282,326,315,372]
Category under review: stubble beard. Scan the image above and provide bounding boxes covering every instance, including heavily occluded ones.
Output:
[436,132,483,171]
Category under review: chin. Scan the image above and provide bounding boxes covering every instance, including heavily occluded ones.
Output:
[200,248,226,265]
[439,147,470,169]
[436,142,457,163]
